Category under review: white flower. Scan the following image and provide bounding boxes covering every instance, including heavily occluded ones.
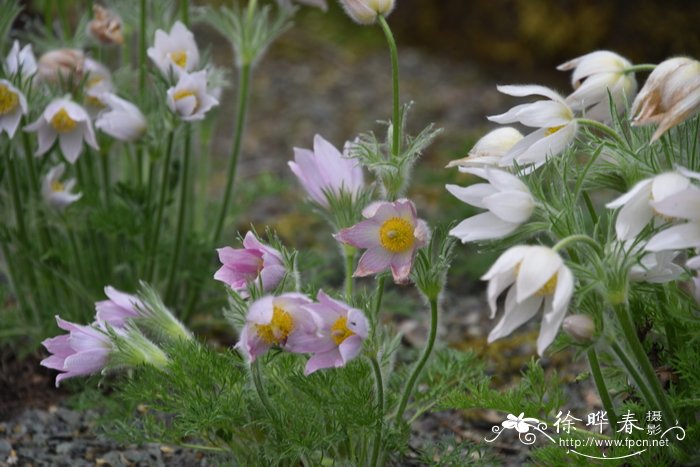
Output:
[24,98,99,164]
[446,127,524,169]
[623,241,683,283]
[339,0,395,25]
[147,21,199,78]
[0,79,28,137]
[83,58,114,112]
[166,70,219,121]
[5,40,37,77]
[631,57,700,142]
[606,171,691,241]
[446,167,535,242]
[42,164,82,210]
[95,93,147,142]
[488,85,578,169]
[482,245,574,355]
[558,50,637,122]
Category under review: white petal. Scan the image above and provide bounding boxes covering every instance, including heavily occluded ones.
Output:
[449,212,519,243]
[515,247,562,302]
[445,183,496,208]
[606,179,653,209]
[537,295,568,356]
[488,286,542,343]
[496,84,566,103]
[482,245,529,281]
[483,191,534,223]
[651,187,700,221]
[646,223,700,251]
[614,192,654,241]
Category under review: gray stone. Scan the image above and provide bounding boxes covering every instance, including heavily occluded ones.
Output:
[56,442,74,455]
[56,408,81,426]
[0,439,12,455]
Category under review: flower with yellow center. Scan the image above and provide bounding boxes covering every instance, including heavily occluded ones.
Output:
[482,245,575,356]
[335,199,430,284]
[41,163,82,210]
[147,21,199,78]
[255,306,295,345]
[50,108,77,133]
[0,80,27,138]
[166,70,219,121]
[95,93,148,143]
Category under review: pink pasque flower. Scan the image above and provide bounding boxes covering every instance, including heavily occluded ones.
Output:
[40,317,112,387]
[95,286,143,327]
[335,199,430,284]
[288,134,364,209]
[289,290,369,375]
[214,232,286,298]
[236,293,319,362]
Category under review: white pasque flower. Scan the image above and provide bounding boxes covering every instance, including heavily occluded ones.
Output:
[606,171,691,241]
[339,0,395,25]
[42,163,82,210]
[5,40,37,77]
[446,167,535,243]
[446,127,524,169]
[488,85,578,169]
[0,79,28,137]
[482,245,574,355]
[95,93,147,142]
[24,98,99,164]
[166,70,219,121]
[623,241,683,283]
[83,58,114,112]
[558,50,637,122]
[147,21,199,78]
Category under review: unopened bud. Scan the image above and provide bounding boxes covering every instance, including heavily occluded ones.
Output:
[37,49,86,85]
[339,0,395,25]
[88,5,124,45]
[562,314,595,344]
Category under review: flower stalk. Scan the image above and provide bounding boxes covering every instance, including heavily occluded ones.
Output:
[586,347,618,428]
[368,355,384,467]
[166,126,191,302]
[377,15,400,158]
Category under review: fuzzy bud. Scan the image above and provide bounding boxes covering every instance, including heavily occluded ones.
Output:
[562,314,596,344]
[88,4,124,45]
[37,49,86,85]
[339,0,395,25]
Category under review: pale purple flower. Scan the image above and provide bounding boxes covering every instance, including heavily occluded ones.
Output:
[95,286,143,327]
[288,134,364,208]
[236,293,318,362]
[41,163,82,210]
[166,70,219,121]
[147,21,199,78]
[214,231,286,298]
[40,317,112,387]
[335,199,430,284]
[0,79,28,138]
[290,290,369,375]
[5,40,37,77]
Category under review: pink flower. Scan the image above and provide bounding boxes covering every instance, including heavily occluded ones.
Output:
[214,232,286,298]
[290,290,369,375]
[40,317,112,387]
[95,286,143,327]
[288,134,364,209]
[236,293,318,362]
[335,199,430,284]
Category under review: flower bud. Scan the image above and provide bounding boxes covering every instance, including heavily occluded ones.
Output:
[88,4,124,45]
[562,314,595,344]
[37,49,86,85]
[339,0,395,25]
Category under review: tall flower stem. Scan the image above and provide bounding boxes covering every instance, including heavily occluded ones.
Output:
[377,15,400,158]
[553,234,604,257]
[395,296,438,422]
[610,341,658,414]
[251,359,277,422]
[211,63,252,244]
[138,0,147,186]
[372,275,387,318]
[166,126,191,302]
[5,146,28,244]
[586,347,617,428]
[344,245,355,301]
[368,355,384,467]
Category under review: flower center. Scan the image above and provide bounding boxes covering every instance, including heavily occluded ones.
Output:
[0,85,19,115]
[379,217,415,253]
[169,50,187,68]
[50,108,77,133]
[535,273,558,296]
[173,89,199,112]
[51,180,65,192]
[255,306,294,345]
[545,125,565,136]
[331,316,355,345]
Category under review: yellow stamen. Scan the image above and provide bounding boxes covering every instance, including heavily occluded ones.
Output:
[50,108,77,133]
[173,89,199,113]
[256,306,294,345]
[86,95,105,108]
[545,125,565,136]
[51,180,65,192]
[0,85,19,115]
[379,217,415,253]
[169,50,187,68]
[331,316,355,345]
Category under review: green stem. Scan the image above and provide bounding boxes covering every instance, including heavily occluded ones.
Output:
[251,359,277,422]
[623,64,657,74]
[576,118,626,146]
[56,0,70,39]
[368,356,384,467]
[21,125,40,193]
[586,347,617,428]
[139,0,147,97]
[610,341,658,414]
[395,296,438,422]
[146,129,176,281]
[101,148,111,206]
[5,146,28,243]
[180,0,189,24]
[377,15,400,158]
[211,63,252,244]
[372,275,387,318]
[166,127,191,302]
[552,234,603,257]
[344,246,355,301]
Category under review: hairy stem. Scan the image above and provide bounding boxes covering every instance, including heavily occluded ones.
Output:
[344,246,355,301]
[587,347,617,428]
[576,118,626,146]
[377,15,400,158]
[166,127,191,302]
[251,358,277,422]
[368,356,384,467]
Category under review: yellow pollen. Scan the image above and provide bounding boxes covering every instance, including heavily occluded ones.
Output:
[86,76,103,88]
[169,50,187,68]
[379,217,415,253]
[255,306,294,345]
[50,108,77,133]
[0,85,19,115]
[86,95,105,108]
[51,180,65,192]
[545,125,565,136]
[331,316,355,345]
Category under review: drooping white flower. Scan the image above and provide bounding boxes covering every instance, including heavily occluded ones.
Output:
[482,245,574,355]
[488,85,578,169]
[95,93,147,142]
[166,70,219,121]
[446,127,524,169]
[631,57,700,142]
[339,0,395,25]
[83,58,114,113]
[446,167,535,242]
[606,171,691,241]
[623,241,683,283]
[147,21,199,78]
[558,50,637,122]
[42,163,82,210]
[0,79,28,137]
[24,98,99,164]
[4,40,37,77]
